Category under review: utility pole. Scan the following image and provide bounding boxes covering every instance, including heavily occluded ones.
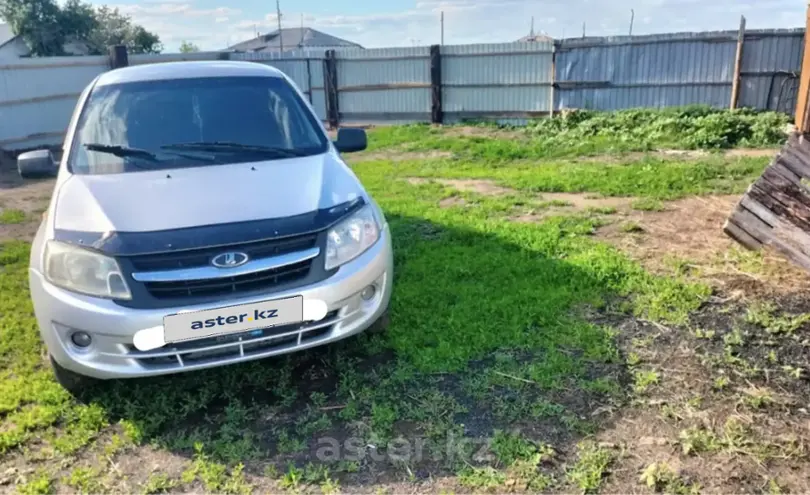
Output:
[629,9,635,36]
[582,21,586,38]
[276,0,283,52]
[440,11,445,45]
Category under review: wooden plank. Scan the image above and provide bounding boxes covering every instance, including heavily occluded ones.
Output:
[747,185,810,233]
[769,162,802,185]
[723,218,764,250]
[741,195,810,258]
[731,206,810,271]
[723,129,810,274]
[777,146,810,178]
[338,83,431,92]
[759,168,810,208]
[730,15,746,109]
[796,4,810,131]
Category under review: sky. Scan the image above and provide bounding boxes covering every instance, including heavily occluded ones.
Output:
[84,0,805,52]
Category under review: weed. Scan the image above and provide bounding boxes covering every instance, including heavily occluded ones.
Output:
[767,478,786,494]
[16,471,53,495]
[679,427,720,455]
[746,302,810,335]
[621,221,645,233]
[639,462,700,494]
[141,473,177,494]
[490,430,548,467]
[182,443,252,494]
[782,365,804,379]
[458,466,506,490]
[587,206,618,215]
[566,441,613,493]
[741,387,774,409]
[712,376,730,391]
[692,328,715,339]
[63,467,104,494]
[723,327,745,347]
[0,209,26,224]
[633,369,660,394]
[631,198,666,212]
[279,464,303,492]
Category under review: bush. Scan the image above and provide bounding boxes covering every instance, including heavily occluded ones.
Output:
[528,106,790,150]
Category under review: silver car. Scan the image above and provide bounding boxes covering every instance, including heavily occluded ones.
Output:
[18,61,394,395]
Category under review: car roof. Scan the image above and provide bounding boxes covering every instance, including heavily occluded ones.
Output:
[94,61,286,87]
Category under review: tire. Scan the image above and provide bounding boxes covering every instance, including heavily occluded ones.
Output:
[366,310,390,335]
[50,356,98,398]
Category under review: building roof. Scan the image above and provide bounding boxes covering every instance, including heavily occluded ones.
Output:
[226,27,362,52]
[97,61,285,86]
[516,33,555,42]
[0,23,17,48]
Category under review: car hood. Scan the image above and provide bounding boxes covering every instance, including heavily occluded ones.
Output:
[53,153,366,233]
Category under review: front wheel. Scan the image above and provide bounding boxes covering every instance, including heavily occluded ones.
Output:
[50,356,98,398]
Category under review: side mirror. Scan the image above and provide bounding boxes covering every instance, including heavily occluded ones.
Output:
[334,128,367,153]
[18,149,58,179]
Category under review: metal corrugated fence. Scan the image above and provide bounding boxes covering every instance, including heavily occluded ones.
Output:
[0,28,805,151]
[0,56,108,151]
[442,42,553,123]
[554,28,805,113]
[333,47,431,125]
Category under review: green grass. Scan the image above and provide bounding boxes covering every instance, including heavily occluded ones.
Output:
[0,112,788,492]
[355,154,768,200]
[0,209,27,224]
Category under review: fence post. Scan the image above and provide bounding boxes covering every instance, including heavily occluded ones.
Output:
[730,15,746,109]
[324,50,339,129]
[796,5,810,132]
[549,42,557,118]
[108,45,128,69]
[430,44,443,124]
[306,58,313,104]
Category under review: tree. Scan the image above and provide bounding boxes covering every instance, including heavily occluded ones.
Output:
[0,0,162,56]
[0,0,65,56]
[88,6,162,55]
[179,40,200,53]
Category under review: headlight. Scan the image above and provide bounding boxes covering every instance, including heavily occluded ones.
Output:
[44,241,131,299]
[325,205,380,271]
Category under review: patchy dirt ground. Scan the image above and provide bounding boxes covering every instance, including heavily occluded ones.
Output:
[4,140,810,494]
[587,295,810,495]
[0,165,52,242]
[415,176,810,299]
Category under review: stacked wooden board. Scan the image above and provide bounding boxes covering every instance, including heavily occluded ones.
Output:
[724,132,810,271]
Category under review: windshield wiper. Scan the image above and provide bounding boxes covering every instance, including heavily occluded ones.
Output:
[160,141,306,157]
[83,143,219,164]
[84,143,160,162]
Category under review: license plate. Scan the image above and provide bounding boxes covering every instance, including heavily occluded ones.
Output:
[163,295,304,344]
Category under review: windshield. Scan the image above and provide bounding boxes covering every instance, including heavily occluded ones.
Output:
[68,75,329,175]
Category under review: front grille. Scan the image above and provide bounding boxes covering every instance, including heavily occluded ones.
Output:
[129,233,318,271]
[128,310,340,368]
[143,259,312,300]
[125,233,321,302]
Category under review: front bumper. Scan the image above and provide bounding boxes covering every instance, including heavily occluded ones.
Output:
[29,224,393,380]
